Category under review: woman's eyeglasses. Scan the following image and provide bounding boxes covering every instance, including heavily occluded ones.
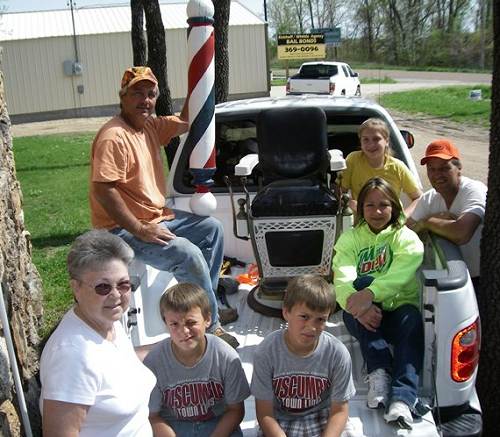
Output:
[78,277,139,296]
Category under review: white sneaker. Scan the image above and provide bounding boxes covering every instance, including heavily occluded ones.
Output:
[384,401,413,429]
[341,417,365,437]
[366,368,391,409]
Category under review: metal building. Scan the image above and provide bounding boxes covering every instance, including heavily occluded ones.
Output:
[0,1,269,123]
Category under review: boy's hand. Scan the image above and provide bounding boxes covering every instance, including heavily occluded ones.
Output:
[346,288,374,318]
[255,399,286,437]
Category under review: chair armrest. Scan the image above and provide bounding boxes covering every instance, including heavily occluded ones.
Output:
[235,153,259,176]
[328,149,346,171]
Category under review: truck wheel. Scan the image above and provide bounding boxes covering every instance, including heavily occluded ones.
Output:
[341,90,346,96]
[355,85,361,96]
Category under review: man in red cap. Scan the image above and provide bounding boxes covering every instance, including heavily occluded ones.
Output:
[407,139,486,291]
[89,67,238,348]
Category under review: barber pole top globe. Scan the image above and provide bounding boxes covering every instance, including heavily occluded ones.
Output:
[186,0,217,216]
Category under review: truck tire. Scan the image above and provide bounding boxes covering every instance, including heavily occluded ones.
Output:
[355,85,361,96]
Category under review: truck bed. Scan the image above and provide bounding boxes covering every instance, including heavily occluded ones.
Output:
[128,260,439,437]
[223,284,439,437]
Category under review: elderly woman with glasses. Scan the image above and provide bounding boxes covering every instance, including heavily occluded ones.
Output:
[39,230,156,437]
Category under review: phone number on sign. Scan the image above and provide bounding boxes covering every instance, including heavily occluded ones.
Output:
[284,46,320,53]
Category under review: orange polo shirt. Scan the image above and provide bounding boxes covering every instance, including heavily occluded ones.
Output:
[90,115,185,229]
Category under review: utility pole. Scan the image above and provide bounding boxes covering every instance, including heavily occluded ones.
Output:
[68,0,79,62]
[263,0,267,21]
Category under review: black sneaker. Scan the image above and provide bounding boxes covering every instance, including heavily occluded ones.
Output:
[218,307,239,325]
[213,327,240,349]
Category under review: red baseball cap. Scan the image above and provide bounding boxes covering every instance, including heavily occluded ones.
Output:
[120,66,158,94]
[420,139,460,165]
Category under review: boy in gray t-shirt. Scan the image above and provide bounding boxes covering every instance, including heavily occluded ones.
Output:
[251,275,355,437]
[144,283,250,437]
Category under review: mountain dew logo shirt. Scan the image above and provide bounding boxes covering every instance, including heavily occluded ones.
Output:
[357,244,393,275]
[333,221,424,311]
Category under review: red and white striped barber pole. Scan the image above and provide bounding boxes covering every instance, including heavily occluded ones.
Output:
[186,0,217,216]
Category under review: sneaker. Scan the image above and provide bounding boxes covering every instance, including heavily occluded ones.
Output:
[341,417,364,437]
[218,307,239,325]
[384,401,413,429]
[213,327,240,349]
[366,368,391,409]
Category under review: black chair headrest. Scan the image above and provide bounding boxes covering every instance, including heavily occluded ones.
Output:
[257,107,328,181]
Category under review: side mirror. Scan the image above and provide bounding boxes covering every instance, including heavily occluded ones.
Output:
[400,130,415,149]
[353,72,359,77]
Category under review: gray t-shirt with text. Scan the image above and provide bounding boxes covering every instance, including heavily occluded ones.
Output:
[251,330,355,420]
[144,334,250,422]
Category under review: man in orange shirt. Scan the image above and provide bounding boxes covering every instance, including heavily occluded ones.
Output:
[89,67,238,348]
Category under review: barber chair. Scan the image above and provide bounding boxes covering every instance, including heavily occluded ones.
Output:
[227,106,348,317]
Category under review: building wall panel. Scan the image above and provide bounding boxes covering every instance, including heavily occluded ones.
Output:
[228,25,268,95]
[1,23,267,118]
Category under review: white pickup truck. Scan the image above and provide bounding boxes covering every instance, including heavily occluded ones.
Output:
[125,95,482,437]
[286,61,361,96]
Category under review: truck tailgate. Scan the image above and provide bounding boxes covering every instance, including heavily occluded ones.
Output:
[288,78,330,94]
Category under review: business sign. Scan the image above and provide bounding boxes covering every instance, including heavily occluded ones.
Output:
[311,27,341,46]
[277,33,326,60]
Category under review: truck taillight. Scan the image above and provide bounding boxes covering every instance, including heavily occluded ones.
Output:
[286,81,290,94]
[329,82,335,94]
[451,318,480,382]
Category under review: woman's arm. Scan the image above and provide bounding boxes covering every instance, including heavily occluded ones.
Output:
[42,399,89,437]
[322,401,349,437]
[149,412,176,437]
[209,402,245,437]
[255,399,286,437]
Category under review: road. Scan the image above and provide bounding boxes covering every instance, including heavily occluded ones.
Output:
[269,70,491,189]
[11,69,491,189]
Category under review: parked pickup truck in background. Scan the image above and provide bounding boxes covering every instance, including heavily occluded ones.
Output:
[286,61,361,96]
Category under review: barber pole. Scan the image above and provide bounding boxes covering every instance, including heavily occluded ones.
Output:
[186,0,217,216]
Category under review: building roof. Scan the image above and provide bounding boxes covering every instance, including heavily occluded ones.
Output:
[0,1,263,42]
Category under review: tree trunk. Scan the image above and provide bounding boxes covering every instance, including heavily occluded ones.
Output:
[143,0,173,117]
[141,0,180,166]
[477,2,500,435]
[213,0,231,104]
[479,0,486,69]
[0,70,43,436]
[130,0,147,66]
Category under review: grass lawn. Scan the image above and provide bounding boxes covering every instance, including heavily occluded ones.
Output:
[14,133,94,337]
[380,84,491,127]
[13,84,490,339]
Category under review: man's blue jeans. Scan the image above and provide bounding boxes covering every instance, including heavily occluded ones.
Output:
[111,209,224,327]
[343,304,424,408]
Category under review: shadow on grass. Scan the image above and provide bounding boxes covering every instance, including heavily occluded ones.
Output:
[17,162,89,173]
[31,232,90,248]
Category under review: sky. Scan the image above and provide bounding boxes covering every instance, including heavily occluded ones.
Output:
[4,0,265,17]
